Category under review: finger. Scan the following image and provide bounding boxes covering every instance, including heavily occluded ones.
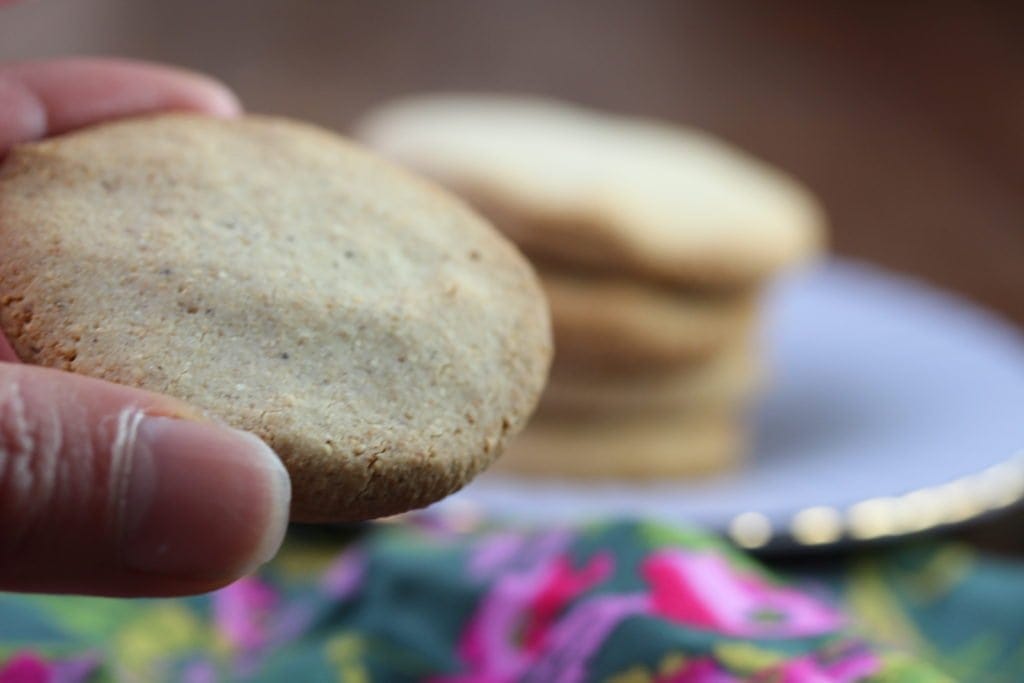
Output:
[0,336,15,363]
[0,57,241,362]
[0,57,241,154]
[0,363,290,597]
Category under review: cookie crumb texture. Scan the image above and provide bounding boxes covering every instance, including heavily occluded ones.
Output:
[0,114,552,522]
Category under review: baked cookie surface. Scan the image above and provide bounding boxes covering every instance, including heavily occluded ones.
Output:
[357,94,825,287]
[540,268,756,372]
[0,114,552,522]
[542,343,760,417]
[495,412,744,479]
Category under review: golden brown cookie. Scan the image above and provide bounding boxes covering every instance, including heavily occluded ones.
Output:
[0,114,553,522]
[495,412,745,479]
[357,94,825,288]
[542,343,761,417]
[540,267,756,372]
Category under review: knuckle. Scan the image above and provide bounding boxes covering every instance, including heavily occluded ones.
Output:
[0,376,39,498]
[106,407,145,536]
[0,372,66,547]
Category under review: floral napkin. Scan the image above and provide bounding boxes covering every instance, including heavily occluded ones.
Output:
[0,519,971,682]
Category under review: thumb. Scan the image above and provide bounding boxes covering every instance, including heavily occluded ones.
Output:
[0,363,290,596]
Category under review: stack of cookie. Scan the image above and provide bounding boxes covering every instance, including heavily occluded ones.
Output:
[358,95,824,480]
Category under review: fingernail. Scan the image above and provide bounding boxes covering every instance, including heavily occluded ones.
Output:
[120,416,291,580]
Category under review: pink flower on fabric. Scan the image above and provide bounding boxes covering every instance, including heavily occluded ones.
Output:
[435,543,862,683]
[0,652,50,683]
[658,658,741,683]
[521,593,650,683]
[523,553,613,651]
[212,577,280,653]
[642,550,843,638]
[0,651,99,683]
[767,650,880,683]
[432,552,615,683]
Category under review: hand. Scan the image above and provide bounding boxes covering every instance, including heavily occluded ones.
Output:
[0,58,290,597]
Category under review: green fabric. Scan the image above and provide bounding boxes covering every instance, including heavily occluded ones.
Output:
[797,543,1024,682]
[0,520,1014,682]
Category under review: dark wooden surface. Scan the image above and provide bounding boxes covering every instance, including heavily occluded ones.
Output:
[2,0,1022,552]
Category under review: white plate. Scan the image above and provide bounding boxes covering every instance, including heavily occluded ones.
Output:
[430,260,1024,551]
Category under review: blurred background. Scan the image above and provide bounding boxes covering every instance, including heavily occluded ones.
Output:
[1,0,1022,550]
[1,0,1022,325]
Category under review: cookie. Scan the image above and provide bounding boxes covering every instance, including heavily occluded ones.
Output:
[494,413,744,479]
[0,114,553,522]
[356,94,825,288]
[542,343,760,417]
[540,267,756,372]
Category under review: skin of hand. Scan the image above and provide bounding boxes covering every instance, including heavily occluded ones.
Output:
[0,58,291,597]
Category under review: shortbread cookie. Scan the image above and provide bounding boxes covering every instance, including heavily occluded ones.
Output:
[542,343,760,417]
[0,114,553,522]
[495,413,744,479]
[541,267,756,371]
[356,94,824,288]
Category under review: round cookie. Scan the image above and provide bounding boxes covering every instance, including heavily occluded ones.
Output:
[494,413,745,479]
[356,94,825,288]
[542,343,761,417]
[0,114,553,522]
[540,267,756,372]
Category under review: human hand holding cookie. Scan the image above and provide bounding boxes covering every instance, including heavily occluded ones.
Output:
[0,58,293,597]
[0,61,552,598]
